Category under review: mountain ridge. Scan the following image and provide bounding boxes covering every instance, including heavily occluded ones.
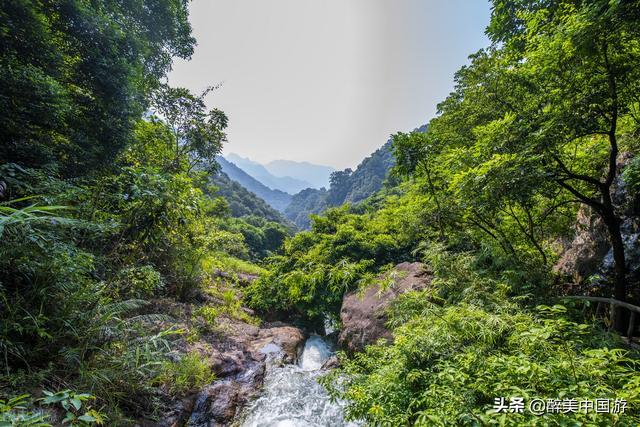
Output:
[225,153,314,194]
[216,156,292,212]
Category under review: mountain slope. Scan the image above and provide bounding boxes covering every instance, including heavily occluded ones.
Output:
[217,156,292,212]
[283,139,397,229]
[225,153,312,193]
[264,159,335,189]
[211,171,289,224]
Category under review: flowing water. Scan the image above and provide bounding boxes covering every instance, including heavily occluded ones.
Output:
[239,335,360,427]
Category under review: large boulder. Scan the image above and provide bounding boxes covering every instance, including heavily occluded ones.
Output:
[151,316,306,427]
[338,262,431,352]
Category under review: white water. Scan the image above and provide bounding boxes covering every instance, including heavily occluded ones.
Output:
[239,335,360,427]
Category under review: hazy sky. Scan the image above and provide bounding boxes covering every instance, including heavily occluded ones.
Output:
[169,0,491,170]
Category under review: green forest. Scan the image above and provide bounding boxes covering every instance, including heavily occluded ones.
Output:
[1,0,640,426]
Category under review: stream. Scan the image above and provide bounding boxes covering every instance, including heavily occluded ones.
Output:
[238,335,360,427]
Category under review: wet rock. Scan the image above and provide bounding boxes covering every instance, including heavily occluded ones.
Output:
[187,359,266,427]
[152,397,195,427]
[161,323,305,426]
[249,326,306,363]
[321,355,339,370]
[338,262,431,352]
[210,350,245,377]
[187,382,239,427]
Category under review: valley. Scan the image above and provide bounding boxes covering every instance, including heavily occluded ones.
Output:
[1,1,640,427]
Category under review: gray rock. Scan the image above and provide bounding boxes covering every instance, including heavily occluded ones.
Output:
[338,262,431,352]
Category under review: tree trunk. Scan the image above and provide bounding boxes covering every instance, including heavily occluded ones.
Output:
[601,207,627,332]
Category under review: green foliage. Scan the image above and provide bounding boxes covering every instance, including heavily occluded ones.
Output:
[40,390,104,426]
[210,171,289,223]
[113,266,164,299]
[0,395,50,427]
[221,215,291,259]
[392,0,640,299]
[0,1,273,420]
[323,248,640,426]
[245,204,419,321]
[284,141,396,229]
[155,352,215,395]
[622,156,640,191]
[0,0,195,176]
[150,85,228,173]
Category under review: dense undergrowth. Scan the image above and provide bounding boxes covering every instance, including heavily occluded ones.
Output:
[0,1,286,424]
[322,247,640,426]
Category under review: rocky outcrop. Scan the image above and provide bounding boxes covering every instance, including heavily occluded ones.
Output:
[148,304,306,427]
[186,325,305,427]
[187,358,265,427]
[338,262,431,352]
[554,153,640,296]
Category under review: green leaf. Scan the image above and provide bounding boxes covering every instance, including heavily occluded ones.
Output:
[70,398,82,410]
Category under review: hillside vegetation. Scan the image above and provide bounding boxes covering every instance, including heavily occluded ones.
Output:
[246,1,640,425]
[284,139,398,228]
[0,1,286,424]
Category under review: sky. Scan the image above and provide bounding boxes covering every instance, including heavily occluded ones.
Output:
[169,0,492,170]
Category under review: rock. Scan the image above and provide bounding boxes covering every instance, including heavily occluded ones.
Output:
[210,350,245,377]
[249,326,306,363]
[161,323,304,426]
[321,355,339,370]
[187,359,265,427]
[553,208,611,284]
[338,262,431,352]
[152,397,195,427]
[187,382,239,427]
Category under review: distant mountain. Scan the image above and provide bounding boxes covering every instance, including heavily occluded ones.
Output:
[216,156,292,212]
[283,141,394,228]
[210,171,289,224]
[264,159,335,189]
[283,125,427,229]
[225,153,312,194]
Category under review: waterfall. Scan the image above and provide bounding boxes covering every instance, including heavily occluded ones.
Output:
[238,335,360,427]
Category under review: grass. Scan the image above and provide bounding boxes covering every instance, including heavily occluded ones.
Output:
[203,252,267,277]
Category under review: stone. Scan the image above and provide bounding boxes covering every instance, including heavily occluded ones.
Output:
[249,326,306,363]
[338,262,431,352]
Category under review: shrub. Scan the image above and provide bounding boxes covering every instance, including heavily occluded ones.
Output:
[155,352,215,395]
[322,249,640,426]
[114,266,164,299]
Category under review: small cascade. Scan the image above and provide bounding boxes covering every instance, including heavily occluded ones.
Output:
[238,335,359,427]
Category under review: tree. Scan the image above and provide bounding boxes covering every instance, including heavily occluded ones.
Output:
[151,84,228,173]
[328,169,353,205]
[398,0,640,311]
[0,0,195,176]
[484,0,640,305]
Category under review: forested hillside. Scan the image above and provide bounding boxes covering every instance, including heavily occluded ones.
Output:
[284,138,399,228]
[0,1,288,424]
[216,156,292,212]
[210,171,289,224]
